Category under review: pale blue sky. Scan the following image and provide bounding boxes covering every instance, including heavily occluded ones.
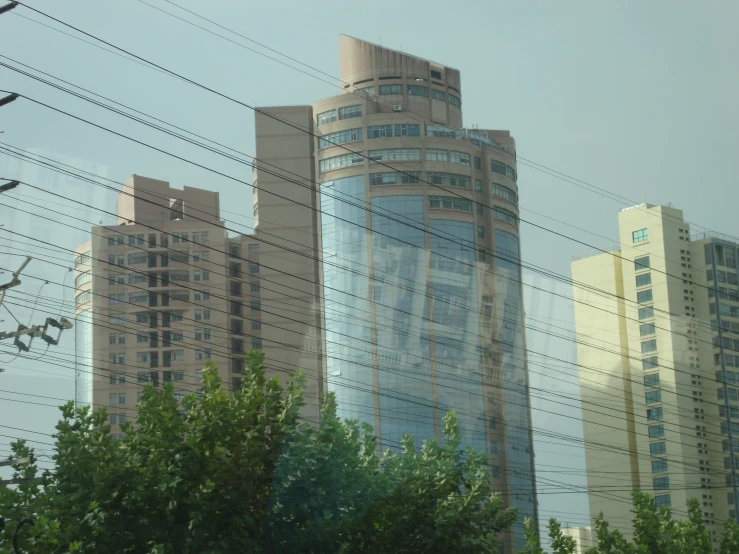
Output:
[1,0,738,542]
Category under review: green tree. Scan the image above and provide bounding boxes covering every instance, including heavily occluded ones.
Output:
[0,352,517,553]
[547,519,577,554]
[517,517,544,554]
[344,412,517,554]
[719,517,739,554]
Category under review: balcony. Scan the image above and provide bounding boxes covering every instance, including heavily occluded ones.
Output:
[230,357,244,373]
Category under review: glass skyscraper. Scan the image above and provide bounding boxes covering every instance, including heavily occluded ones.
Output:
[253,35,538,551]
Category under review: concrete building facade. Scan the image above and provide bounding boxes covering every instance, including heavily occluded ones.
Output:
[572,203,739,548]
[74,175,322,433]
[253,36,537,551]
[561,526,592,554]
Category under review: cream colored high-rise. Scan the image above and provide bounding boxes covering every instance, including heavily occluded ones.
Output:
[74,175,322,431]
[572,203,739,548]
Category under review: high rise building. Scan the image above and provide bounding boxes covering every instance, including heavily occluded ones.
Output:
[572,203,739,545]
[75,36,538,552]
[74,175,322,432]
[253,35,537,550]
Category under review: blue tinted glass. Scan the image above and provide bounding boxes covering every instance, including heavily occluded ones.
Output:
[321,176,374,424]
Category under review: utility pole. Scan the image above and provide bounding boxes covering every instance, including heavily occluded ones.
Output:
[0,456,40,486]
[0,257,74,354]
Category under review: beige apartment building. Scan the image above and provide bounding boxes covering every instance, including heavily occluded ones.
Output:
[74,175,323,431]
[572,203,739,548]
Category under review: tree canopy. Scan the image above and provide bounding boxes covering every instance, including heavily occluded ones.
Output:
[0,352,515,553]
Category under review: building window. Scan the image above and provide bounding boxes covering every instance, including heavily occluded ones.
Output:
[645,391,662,404]
[655,494,671,507]
[450,151,471,165]
[653,477,670,490]
[648,424,664,438]
[652,460,668,473]
[639,306,655,320]
[636,273,652,287]
[637,290,653,304]
[250,301,261,311]
[407,84,428,97]
[477,226,485,239]
[640,323,656,336]
[319,152,364,172]
[476,203,483,216]
[650,442,667,455]
[633,228,649,243]
[428,196,472,213]
[367,125,393,139]
[249,263,260,273]
[449,94,461,108]
[431,89,445,101]
[318,127,363,149]
[338,105,361,120]
[474,157,482,170]
[425,148,449,162]
[491,160,506,175]
[252,320,262,330]
[494,207,518,227]
[644,373,660,387]
[643,356,658,370]
[427,172,470,189]
[475,179,482,192]
[492,183,517,204]
[635,256,650,271]
[647,407,663,421]
[316,110,337,125]
[641,339,657,353]
[250,282,261,293]
[378,84,402,95]
[356,86,374,96]
[395,123,420,137]
[369,148,421,162]
[370,172,396,186]
[251,339,262,350]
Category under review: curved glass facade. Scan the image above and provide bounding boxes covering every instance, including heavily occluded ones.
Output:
[371,195,433,446]
[430,219,486,453]
[75,308,94,407]
[321,176,374,423]
[495,229,536,549]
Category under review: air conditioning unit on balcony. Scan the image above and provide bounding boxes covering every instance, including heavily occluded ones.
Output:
[393,105,402,111]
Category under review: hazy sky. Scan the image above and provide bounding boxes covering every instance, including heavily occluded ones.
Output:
[1,0,738,541]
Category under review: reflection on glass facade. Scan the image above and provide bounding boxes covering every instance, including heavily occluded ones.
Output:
[372,196,433,446]
[495,230,536,549]
[429,219,486,453]
[321,176,374,423]
[319,175,536,550]
[75,308,93,406]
